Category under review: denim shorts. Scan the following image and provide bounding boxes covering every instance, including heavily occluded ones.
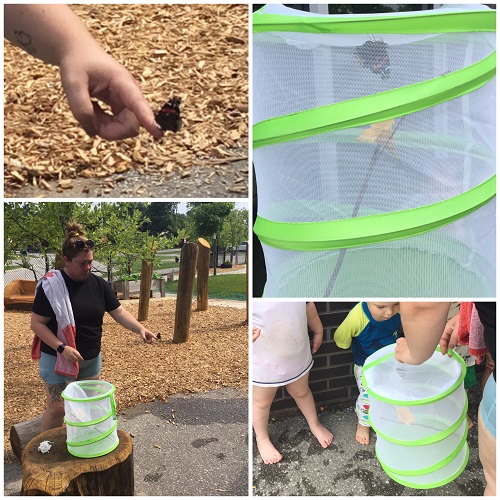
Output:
[38,351,102,385]
[480,373,496,438]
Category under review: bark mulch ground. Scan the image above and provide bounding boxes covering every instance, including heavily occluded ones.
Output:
[4,4,248,198]
[4,299,248,462]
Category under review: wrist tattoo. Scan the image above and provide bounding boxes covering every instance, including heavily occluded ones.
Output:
[14,31,37,56]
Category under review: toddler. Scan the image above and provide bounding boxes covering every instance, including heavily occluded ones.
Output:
[334,302,401,445]
[253,301,333,464]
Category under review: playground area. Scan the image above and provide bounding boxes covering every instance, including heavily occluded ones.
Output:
[4,297,248,463]
[4,4,248,198]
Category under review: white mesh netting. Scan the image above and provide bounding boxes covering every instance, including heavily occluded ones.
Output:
[254,4,495,298]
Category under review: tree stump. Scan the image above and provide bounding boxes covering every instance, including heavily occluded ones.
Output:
[21,428,133,496]
[173,242,199,343]
[196,238,211,311]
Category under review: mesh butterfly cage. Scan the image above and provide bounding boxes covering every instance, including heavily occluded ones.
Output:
[362,344,468,489]
[253,5,496,298]
[62,380,119,458]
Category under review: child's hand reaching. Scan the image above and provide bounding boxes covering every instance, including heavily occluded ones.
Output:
[252,327,261,342]
[311,332,323,354]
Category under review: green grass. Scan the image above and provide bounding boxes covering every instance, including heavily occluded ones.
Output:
[131,256,179,273]
[165,274,246,301]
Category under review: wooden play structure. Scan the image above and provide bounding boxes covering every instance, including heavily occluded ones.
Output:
[4,280,36,310]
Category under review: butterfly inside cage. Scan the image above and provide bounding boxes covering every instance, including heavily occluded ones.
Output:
[355,37,390,79]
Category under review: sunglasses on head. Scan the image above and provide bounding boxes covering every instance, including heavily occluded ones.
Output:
[75,240,94,250]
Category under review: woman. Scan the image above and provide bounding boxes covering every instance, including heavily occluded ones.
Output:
[31,221,157,431]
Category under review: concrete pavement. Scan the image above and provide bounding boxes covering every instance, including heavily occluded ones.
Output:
[5,388,248,496]
[252,383,486,496]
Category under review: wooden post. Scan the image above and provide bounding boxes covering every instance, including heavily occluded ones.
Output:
[196,238,211,311]
[173,243,198,343]
[123,281,130,300]
[21,428,134,495]
[159,278,166,297]
[138,260,153,322]
[246,254,249,322]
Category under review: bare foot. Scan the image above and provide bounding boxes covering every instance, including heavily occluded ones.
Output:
[467,414,474,429]
[310,421,334,448]
[356,424,370,445]
[256,437,283,464]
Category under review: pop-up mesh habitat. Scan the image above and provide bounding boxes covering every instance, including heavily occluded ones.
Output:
[363,344,467,489]
[62,380,119,458]
[253,5,496,297]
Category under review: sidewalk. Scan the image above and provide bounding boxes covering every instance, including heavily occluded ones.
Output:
[253,383,485,496]
[5,388,248,496]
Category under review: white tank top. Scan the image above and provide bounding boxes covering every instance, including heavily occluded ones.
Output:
[252,302,313,386]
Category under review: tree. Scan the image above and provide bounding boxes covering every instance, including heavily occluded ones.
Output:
[144,203,180,235]
[87,203,147,281]
[4,202,89,279]
[218,208,249,264]
[185,202,234,240]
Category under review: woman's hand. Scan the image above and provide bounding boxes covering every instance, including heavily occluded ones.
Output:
[5,4,163,141]
[61,345,84,362]
[138,328,158,344]
[59,45,163,141]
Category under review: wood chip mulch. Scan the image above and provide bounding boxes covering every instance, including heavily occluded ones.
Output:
[4,4,248,197]
[4,300,248,461]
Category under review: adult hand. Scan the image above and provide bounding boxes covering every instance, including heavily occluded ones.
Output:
[252,327,261,342]
[394,337,422,365]
[59,44,164,141]
[440,314,459,356]
[139,328,158,344]
[311,332,323,354]
[61,345,84,362]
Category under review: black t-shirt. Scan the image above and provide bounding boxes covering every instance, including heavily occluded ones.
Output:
[474,302,496,380]
[32,271,121,360]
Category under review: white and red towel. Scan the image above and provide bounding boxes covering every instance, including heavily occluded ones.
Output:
[31,270,79,378]
[458,302,488,363]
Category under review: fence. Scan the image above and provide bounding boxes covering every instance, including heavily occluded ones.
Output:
[271,301,358,412]
[4,254,107,287]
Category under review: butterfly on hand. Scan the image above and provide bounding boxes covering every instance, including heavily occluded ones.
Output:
[155,97,182,133]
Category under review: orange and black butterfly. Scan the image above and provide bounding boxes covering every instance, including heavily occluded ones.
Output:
[155,97,182,132]
[355,38,390,79]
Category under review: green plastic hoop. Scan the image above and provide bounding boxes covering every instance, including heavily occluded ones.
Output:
[375,422,468,476]
[362,346,466,406]
[253,9,495,34]
[381,443,470,489]
[254,52,495,149]
[254,177,495,252]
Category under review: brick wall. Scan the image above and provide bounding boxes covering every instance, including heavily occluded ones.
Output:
[271,301,358,412]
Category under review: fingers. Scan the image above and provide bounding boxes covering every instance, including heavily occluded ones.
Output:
[394,337,407,363]
[119,82,164,140]
[62,73,99,137]
[62,65,163,140]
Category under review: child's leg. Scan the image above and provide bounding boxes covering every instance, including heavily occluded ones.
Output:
[253,385,282,464]
[354,364,371,445]
[286,372,333,448]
